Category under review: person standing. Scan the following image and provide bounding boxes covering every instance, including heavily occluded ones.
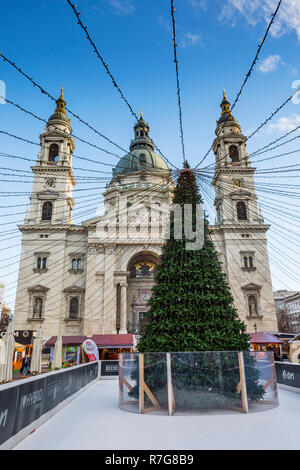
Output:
[22,355,30,376]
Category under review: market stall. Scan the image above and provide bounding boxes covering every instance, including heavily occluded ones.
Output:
[90,334,136,377]
[272,332,295,360]
[91,334,136,360]
[44,336,87,368]
[250,331,284,360]
[0,329,34,373]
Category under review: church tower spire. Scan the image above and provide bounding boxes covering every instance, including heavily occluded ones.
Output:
[130,113,155,152]
[212,89,260,225]
[213,89,249,168]
[24,89,76,225]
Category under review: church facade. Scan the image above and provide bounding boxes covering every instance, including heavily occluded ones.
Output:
[13,90,278,338]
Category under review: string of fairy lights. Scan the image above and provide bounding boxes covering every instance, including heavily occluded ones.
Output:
[195,0,283,168]
[0,0,299,318]
[170,0,186,166]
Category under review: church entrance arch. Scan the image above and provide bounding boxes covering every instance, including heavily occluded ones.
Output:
[126,251,159,335]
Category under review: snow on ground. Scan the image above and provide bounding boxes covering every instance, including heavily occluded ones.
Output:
[14,380,300,450]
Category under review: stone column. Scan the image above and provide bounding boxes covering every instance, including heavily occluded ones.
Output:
[119,282,127,334]
[103,244,116,333]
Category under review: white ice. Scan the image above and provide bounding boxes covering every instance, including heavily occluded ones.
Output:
[14,380,300,450]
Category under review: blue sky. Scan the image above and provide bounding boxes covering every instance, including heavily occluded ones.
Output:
[0,0,300,309]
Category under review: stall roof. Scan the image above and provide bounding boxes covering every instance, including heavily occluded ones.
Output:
[91,334,135,348]
[272,332,295,340]
[250,332,284,345]
[44,334,135,348]
[44,336,87,347]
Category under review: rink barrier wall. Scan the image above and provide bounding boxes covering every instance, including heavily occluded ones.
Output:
[100,360,119,379]
[0,361,100,450]
[119,351,279,415]
[275,361,300,394]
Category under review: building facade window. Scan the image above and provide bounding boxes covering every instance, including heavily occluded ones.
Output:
[229,145,239,163]
[69,297,79,318]
[34,252,50,273]
[237,201,247,221]
[139,154,146,167]
[64,286,85,321]
[42,201,53,221]
[37,257,47,269]
[48,143,59,162]
[241,252,255,271]
[70,257,83,271]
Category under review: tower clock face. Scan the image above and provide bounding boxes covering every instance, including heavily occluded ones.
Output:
[44,177,56,189]
[233,179,243,188]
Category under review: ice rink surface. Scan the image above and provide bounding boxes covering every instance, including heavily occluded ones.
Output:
[14,380,300,450]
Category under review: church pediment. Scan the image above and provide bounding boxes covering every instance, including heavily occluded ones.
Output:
[83,214,106,227]
[28,284,49,293]
[63,285,85,293]
[241,283,262,291]
[228,189,252,198]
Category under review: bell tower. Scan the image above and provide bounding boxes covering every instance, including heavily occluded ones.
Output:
[210,89,277,332]
[25,89,76,225]
[212,89,262,226]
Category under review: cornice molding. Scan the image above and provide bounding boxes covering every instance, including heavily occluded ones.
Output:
[210,223,270,232]
[18,224,86,233]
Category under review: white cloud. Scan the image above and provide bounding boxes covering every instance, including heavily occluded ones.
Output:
[107,0,135,15]
[158,17,202,49]
[189,0,208,10]
[258,54,283,73]
[219,0,300,42]
[180,32,202,48]
[158,16,171,33]
[267,114,300,133]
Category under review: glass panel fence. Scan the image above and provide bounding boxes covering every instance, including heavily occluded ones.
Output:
[244,351,279,412]
[119,351,279,415]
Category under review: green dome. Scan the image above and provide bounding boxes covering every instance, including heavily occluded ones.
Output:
[48,112,70,124]
[113,148,169,176]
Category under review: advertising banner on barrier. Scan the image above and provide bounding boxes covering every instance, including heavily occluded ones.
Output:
[275,362,300,389]
[101,360,119,376]
[0,362,99,447]
[13,377,46,435]
[0,387,19,446]
[82,339,99,362]
[44,374,63,414]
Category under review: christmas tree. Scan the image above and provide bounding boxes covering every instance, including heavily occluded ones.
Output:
[129,164,264,410]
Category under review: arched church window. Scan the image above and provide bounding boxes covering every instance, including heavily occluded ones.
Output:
[243,257,248,269]
[237,201,247,221]
[48,144,59,162]
[42,201,53,221]
[140,130,144,137]
[248,295,258,316]
[229,145,239,163]
[33,297,43,318]
[69,297,79,317]
[249,256,253,269]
